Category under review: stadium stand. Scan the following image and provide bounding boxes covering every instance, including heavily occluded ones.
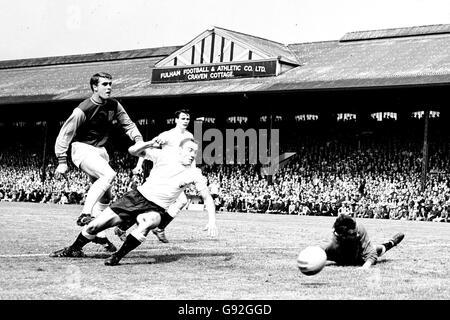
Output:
[1,118,449,223]
[1,25,449,223]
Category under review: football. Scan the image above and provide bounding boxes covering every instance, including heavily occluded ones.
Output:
[297,246,327,276]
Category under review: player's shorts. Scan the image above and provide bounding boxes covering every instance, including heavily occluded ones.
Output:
[71,141,110,168]
[109,189,170,225]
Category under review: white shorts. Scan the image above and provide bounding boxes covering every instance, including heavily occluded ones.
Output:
[71,142,110,168]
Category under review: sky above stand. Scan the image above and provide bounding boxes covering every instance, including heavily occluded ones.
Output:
[0,0,449,61]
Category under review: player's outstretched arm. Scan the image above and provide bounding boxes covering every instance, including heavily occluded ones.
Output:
[199,188,218,237]
[54,108,85,178]
[152,132,167,147]
[128,139,160,157]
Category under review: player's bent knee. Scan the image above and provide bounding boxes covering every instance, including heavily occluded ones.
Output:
[102,170,117,184]
[136,214,145,225]
[136,212,161,230]
[152,214,162,226]
[85,223,100,235]
[84,217,109,234]
[93,175,115,194]
[87,207,122,234]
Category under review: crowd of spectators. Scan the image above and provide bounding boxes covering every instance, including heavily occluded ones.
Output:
[1,122,450,223]
[201,134,450,223]
[0,147,143,205]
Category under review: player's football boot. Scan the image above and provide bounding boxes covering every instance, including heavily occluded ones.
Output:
[76,213,94,226]
[390,233,405,246]
[114,226,128,242]
[49,246,86,258]
[92,236,117,253]
[152,228,169,243]
[104,254,121,266]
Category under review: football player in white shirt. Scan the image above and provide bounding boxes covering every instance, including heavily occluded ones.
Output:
[49,138,218,266]
[116,109,194,243]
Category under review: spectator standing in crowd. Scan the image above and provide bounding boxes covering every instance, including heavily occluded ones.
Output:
[54,72,144,252]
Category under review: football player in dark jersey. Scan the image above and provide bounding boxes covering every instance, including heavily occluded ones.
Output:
[323,214,405,269]
[54,72,144,252]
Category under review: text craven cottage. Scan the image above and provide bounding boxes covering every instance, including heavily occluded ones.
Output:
[193,121,280,172]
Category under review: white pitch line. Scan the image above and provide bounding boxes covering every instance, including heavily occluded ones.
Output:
[0,248,172,258]
[0,248,168,258]
[0,253,50,258]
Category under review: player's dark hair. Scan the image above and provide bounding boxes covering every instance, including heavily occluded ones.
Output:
[90,72,112,91]
[175,109,190,119]
[179,138,198,148]
[333,214,356,235]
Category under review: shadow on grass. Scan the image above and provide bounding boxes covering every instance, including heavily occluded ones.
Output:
[325,258,391,269]
[86,251,234,266]
[374,259,390,265]
[300,282,328,287]
[177,238,220,244]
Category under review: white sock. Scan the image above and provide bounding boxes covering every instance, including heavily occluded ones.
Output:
[81,227,96,240]
[82,178,111,215]
[167,205,180,218]
[131,229,146,243]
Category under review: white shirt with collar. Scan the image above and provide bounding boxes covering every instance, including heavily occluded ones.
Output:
[137,148,207,210]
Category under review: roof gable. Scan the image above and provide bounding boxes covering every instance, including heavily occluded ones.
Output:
[1,24,449,105]
[155,26,299,67]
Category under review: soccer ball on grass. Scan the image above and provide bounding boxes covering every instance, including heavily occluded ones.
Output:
[297,246,327,276]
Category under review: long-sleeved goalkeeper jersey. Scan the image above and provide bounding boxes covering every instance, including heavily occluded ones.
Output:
[321,223,378,266]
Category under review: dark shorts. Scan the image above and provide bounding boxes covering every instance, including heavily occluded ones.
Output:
[110,189,170,225]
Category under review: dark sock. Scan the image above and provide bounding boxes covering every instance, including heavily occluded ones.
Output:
[118,220,134,231]
[71,233,92,250]
[115,234,142,259]
[158,213,174,230]
[376,246,384,256]
[382,241,394,252]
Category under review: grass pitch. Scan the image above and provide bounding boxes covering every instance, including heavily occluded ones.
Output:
[0,202,449,300]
